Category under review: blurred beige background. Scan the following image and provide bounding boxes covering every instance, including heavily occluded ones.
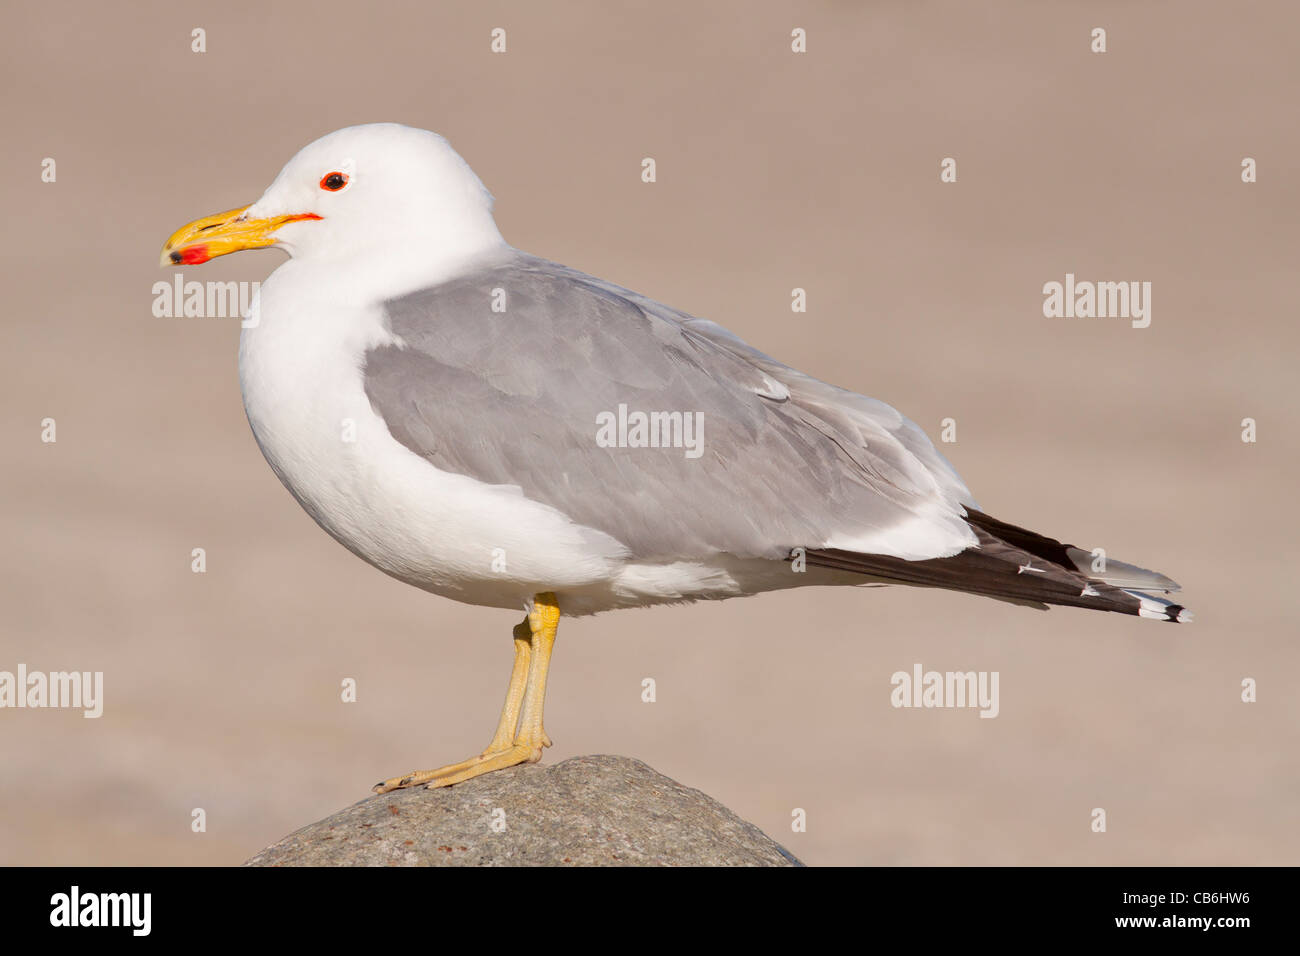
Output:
[2,1,1296,866]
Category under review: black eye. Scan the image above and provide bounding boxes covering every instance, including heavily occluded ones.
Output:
[320,172,349,191]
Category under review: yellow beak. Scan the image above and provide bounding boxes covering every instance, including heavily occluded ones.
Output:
[159,205,321,267]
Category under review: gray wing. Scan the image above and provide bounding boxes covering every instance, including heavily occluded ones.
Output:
[364,252,978,563]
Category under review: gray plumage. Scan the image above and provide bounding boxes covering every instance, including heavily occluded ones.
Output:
[366,252,975,562]
[364,251,1186,621]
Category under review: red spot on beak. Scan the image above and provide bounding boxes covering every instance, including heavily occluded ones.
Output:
[178,244,211,265]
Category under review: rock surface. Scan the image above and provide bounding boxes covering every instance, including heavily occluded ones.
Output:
[245,754,802,866]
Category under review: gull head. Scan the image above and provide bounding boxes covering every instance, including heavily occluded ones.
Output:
[160,123,504,269]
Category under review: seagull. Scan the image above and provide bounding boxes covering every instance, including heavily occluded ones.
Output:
[161,123,1190,793]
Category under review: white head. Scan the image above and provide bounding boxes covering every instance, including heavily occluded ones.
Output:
[161,123,506,274]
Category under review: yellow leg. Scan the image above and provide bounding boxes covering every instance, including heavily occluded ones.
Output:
[486,619,533,753]
[372,593,561,793]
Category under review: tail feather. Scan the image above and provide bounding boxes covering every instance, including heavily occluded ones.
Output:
[963,509,1180,592]
[1125,589,1194,623]
[805,508,1189,623]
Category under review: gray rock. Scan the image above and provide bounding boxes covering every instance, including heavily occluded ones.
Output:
[244,754,802,867]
